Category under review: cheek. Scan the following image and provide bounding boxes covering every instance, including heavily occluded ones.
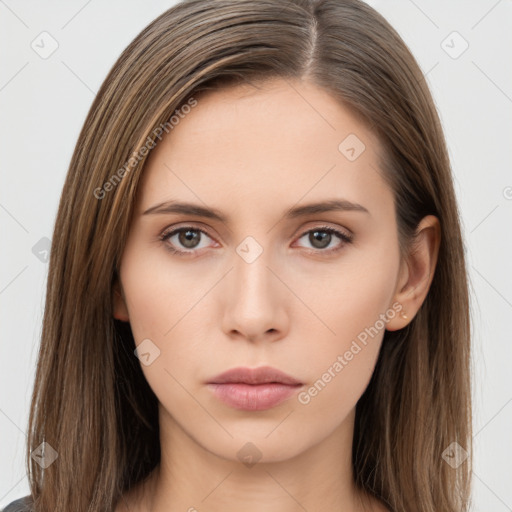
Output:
[121,268,165,342]
[294,248,398,349]
[119,248,218,399]
[287,284,392,441]
[120,245,208,342]
[290,244,399,411]
[119,253,208,415]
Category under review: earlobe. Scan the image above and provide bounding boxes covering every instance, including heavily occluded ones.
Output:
[386,215,441,331]
[386,302,410,332]
[113,281,130,322]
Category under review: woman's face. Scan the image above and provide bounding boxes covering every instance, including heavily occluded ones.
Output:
[115,78,406,462]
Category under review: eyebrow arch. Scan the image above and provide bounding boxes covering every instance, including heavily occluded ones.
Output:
[142,198,370,222]
[284,199,369,218]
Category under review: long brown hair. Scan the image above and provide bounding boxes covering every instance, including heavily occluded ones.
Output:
[23,1,472,510]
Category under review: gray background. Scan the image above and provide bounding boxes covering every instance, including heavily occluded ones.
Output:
[1,1,511,510]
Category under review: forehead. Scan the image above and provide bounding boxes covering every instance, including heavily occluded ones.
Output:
[135,78,392,219]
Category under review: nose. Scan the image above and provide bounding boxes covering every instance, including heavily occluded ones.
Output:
[220,245,288,344]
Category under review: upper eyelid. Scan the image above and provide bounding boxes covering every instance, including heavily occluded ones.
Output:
[161,223,350,237]
[161,224,213,239]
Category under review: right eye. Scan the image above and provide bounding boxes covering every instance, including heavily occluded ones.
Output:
[159,226,218,256]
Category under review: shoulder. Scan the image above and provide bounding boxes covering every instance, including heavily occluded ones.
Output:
[1,495,33,512]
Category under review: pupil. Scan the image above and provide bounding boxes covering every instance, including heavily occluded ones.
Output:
[310,230,330,249]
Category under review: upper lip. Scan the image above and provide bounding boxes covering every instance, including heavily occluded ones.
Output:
[208,366,302,386]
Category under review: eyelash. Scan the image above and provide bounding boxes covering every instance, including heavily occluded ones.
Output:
[159,224,353,257]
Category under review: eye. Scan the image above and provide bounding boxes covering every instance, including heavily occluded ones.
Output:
[294,226,353,253]
[159,226,217,255]
[159,224,353,257]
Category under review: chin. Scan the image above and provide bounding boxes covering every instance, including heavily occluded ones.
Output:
[193,425,317,466]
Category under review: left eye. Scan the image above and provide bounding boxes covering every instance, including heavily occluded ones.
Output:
[160,226,352,255]
[295,227,352,252]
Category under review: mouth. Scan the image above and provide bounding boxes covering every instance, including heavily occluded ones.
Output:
[206,366,303,411]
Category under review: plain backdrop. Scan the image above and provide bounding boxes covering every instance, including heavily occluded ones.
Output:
[1,1,511,510]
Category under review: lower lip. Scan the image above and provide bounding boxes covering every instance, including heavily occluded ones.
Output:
[207,382,302,411]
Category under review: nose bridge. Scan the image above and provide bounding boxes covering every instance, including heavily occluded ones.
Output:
[221,235,284,340]
[232,235,275,308]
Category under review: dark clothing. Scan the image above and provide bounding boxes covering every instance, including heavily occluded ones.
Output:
[1,495,32,512]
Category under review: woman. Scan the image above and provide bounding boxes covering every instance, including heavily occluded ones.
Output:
[3,0,472,511]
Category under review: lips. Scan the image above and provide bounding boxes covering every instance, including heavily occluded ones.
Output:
[207,366,303,411]
[209,366,303,386]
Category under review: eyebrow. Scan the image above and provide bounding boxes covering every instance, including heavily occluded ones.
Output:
[142,198,370,222]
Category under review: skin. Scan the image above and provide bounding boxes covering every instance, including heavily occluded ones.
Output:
[113,78,440,512]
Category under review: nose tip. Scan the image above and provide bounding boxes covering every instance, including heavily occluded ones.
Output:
[220,248,287,343]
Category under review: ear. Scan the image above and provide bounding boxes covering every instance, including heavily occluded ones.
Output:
[386,215,441,331]
[113,278,130,322]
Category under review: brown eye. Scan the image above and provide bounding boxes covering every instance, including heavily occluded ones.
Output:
[309,230,332,249]
[296,226,352,253]
[160,227,215,254]
[178,229,201,249]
